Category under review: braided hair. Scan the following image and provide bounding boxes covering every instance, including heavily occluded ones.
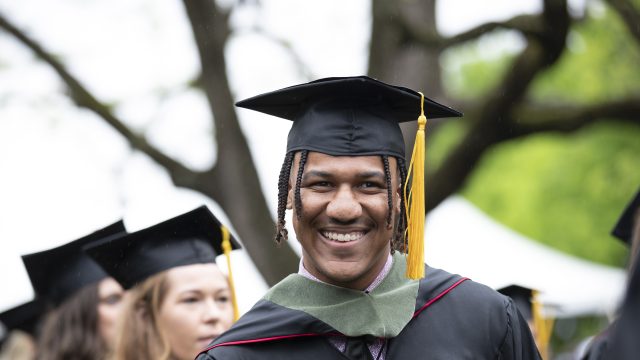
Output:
[394,157,408,253]
[294,150,309,220]
[274,151,408,253]
[382,155,408,253]
[275,151,294,244]
[275,150,308,244]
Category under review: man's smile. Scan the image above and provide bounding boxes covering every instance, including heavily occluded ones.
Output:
[320,230,368,242]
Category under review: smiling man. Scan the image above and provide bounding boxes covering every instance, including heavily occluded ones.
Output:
[292,153,399,291]
[197,76,541,360]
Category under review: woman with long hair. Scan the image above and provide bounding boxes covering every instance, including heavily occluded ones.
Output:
[21,221,128,360]
[85,206,240,360]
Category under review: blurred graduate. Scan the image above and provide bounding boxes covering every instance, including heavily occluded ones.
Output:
[582,188,640,360]
[84,205,240,360]
[21,221,128,360]
[498,285,555,359]
[197,76,540,359]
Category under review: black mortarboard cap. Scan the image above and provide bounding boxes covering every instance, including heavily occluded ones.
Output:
[84,206,241,289]
[498,285,533,321]
[21,221,126,306]
[236,76,462,159]
[612,187,640,245]
[0,299,46,337]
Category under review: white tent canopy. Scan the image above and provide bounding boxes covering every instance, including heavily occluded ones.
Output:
[425,196,627,318]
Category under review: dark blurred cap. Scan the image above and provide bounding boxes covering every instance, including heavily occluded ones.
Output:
[236,76,462,159]
[498,284,533,321]
[0,298,46,337]
[612,188,640,245]
[21,221,126,306]
[84,206,240,289]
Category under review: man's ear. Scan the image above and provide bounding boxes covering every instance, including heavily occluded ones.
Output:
[286,153,299,210]
[394,158,402,215]
[395,183,402,214]
[286,182,294,210]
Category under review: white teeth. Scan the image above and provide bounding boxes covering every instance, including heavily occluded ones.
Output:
[322,231,365,242]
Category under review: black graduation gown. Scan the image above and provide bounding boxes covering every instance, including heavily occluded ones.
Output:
[580,323,613,360]
[197,264,540,360]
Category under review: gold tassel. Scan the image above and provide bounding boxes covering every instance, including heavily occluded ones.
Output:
[532,290,554,359]
[221,225,240,321]
[404,92,427,280]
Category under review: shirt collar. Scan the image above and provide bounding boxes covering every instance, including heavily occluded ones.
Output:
[298,253,394,293]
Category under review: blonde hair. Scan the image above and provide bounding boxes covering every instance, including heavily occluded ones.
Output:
[112,272,171,360]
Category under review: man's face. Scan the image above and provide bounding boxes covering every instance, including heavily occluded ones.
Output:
[288,151,400,290]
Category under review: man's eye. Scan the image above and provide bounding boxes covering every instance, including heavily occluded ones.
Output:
[360,182,382,189]
[311,181,331,187]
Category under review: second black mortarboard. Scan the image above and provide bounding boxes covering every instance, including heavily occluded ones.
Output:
[612,187,640,245]
[84,205,241,290]
[21,221,126,306]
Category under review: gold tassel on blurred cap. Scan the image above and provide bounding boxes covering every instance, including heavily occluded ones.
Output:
[221,225,240,321]
[404,92,427,280]
[532,290,555,359]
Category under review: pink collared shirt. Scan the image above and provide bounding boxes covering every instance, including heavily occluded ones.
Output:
[298,254,393,360]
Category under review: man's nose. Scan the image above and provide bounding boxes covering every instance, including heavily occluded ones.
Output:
[325,185,362,222]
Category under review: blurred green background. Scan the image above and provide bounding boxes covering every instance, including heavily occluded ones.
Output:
[432,4,640,268]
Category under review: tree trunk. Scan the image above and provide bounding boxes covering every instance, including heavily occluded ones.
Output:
[182,0,299,286]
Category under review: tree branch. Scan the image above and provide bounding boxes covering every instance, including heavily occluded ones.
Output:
[182,0,299,285]
[511,98,640,136]
[399,11,543,49]
[425,0,571,212]
[2,6,300,285]
[605,0,640,44]
[0,11,196,186]
[239,25,316,81]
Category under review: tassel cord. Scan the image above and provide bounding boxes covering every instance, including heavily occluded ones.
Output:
[221,226,240,321]
[404,92,427,280]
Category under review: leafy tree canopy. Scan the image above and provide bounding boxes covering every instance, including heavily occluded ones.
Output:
[431,3,640,267]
